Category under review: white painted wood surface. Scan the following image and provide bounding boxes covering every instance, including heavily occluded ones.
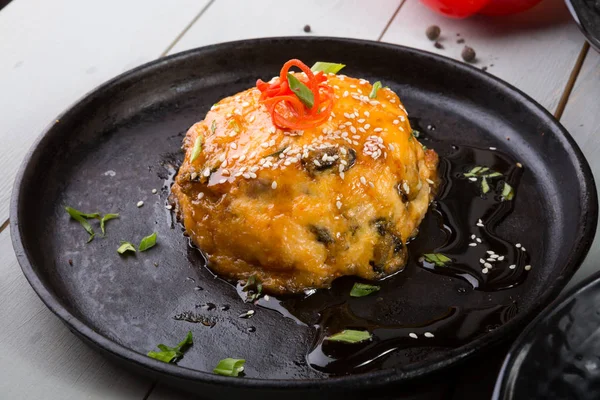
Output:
[168,0,403,54]
[381,0,584,113]
[0,0,211,224]
[0,230,153,398]
[0,0,599,399]
[559,48,600,289]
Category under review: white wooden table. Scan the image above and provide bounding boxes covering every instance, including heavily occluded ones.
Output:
[1,0,598,398]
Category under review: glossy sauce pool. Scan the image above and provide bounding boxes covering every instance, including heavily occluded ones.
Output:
[171,119,530,376]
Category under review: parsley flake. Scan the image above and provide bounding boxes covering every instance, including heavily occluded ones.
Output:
[147,331,193,364]
[350,283,380,297]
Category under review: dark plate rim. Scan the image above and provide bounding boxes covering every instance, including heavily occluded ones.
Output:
[10,36,599,390]
[492,269,600,399]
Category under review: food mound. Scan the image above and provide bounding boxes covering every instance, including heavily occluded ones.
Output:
[171,59,438,294]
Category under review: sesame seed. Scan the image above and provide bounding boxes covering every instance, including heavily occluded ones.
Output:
[424,332,434,338]
[271,181,277,189]
[136,201,144,207]
[516,162,523,168]
[426,179,434,185]
[336,201,342,209]
[522,247,527,252]
[165,204,173,210]
[509,264,516,269]
[487,258,495,262]
[516,243,522,248]
[374,127,383,132]
[393,120,399,125]
[219,178,227,184]
[489,147,497,150]
[480,258,485,264]
[524,265,532,271]
[471,234,476,240]
[469,243,477,247]
[203,167,211,177]
[486,250,495,255]
[364,124,370,130]
[490,254,499,259]
[360,176,367,185]
[343,91,349,97]
[152,188,157,194]
[239,310,255,318]
[197,192,204,200]
[249,172,257,179]
[476,238,482,243]
[469,177,477,182]
[482,268,489,274]
[264,295,270,301]
[230,142,237,149]
[358,119,365,123]
[369,182,375,188]
[350,126,357,134]
[409,333,418,339]
[498,256,505,261]
[242,173,251,179]
[364,111,370,117]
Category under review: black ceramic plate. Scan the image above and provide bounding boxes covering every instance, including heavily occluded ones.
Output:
[566,0,600,51]
[493,271,600,400]
[10,38,597,399]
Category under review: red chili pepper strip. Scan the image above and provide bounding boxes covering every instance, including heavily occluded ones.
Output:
[256,59,335,130]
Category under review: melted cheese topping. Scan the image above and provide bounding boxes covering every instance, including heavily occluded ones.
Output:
[172,74,438,294]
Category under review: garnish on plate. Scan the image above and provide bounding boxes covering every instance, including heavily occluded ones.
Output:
[100,213,119,235]
[139,232,157,252]
[65,206,118,242]
[256,59,334,130]
[117,241,136,254]
[310,61,345,74]
[147,331,193,364]
[242,274,263,302]
[423,253,452,267]
[369,81,383,99]
[190,135,203,162]
[350,283,380,297]
[326,329,372,344]
[501,182,514,201]
[213,358,246,377]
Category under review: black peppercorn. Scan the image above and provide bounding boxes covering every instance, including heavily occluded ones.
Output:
[434,41,444,49]
[426,25,441,40]
[461,46,476,62]
[303,24,311,33]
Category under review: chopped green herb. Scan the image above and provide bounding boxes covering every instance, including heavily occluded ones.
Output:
[190,135,203,162]
[369,81,383,99]
[423,253,452,267]
[211,120,217,134]
[147,331,193,364]
[287,73,314,108]
[481,177,490,194]
[117,241,136,254]
[213,358,246,377]
[464,166,502,179]
[326,330,372,344]
[501,182,514,201]
[229,119,241,133]
[350,283,380,297]
[264,147,287,158]
[412,129,420,138]
[310,61,346,74]
[65,206,100,242]
[100,213,119,236]
[138,232,157,252]
[242,274,263,302]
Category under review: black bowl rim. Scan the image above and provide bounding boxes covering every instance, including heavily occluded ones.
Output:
[492,269,600,400]
[10,36,599,391]
[565,0,600,52]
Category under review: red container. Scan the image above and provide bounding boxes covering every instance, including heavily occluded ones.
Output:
[420,0,544,18]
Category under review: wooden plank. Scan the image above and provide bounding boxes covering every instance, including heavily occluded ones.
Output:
[0,229,152,399]
[381,0,584,113]
[558,49,600,290]
[168,0,403,54]
[0,0,211,224]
